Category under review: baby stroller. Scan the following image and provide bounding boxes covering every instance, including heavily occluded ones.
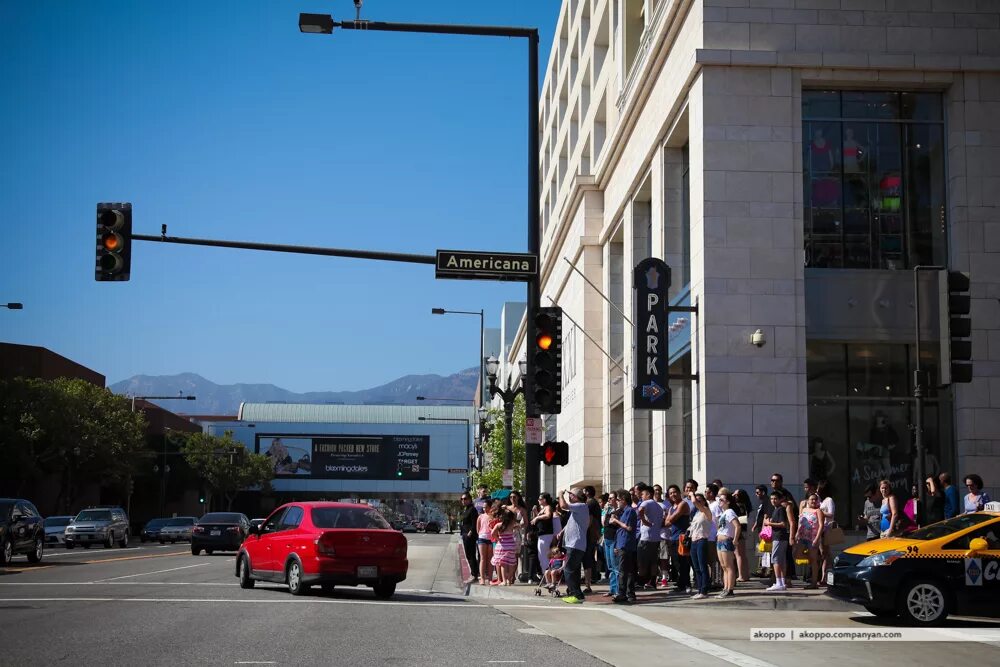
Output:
[536,547,565,597]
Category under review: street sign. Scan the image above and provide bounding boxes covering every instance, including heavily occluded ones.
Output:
[447,467,467,474]
[435,249,537,282]
[525,417,543,444]
[502,468,513,487]
[411,463,420,473]
[633,257,672,410]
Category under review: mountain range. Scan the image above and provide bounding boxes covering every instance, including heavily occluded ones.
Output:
[109,368,479,415]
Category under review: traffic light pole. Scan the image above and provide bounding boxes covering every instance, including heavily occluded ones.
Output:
[912,264,943,523]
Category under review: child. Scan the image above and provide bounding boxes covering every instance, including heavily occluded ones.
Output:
[544,544,565,595]
[491,509,519,586]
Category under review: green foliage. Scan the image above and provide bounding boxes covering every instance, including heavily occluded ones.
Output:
[179,431,272,510]
[470,394,525,492]
[0,377,147,504]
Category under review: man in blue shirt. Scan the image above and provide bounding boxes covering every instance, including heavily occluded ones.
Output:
[940,472,960,519]
[636,484,664,589]
[608,489,637,603]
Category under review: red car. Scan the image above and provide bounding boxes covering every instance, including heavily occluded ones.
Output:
[235,502,407,598]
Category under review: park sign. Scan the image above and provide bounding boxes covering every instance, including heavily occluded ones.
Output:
[633,257,672,410]
[435,249,537,282]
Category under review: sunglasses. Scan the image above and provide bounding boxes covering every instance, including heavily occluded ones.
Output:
[770,479,781,483]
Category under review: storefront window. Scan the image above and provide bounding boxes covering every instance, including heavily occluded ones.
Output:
[806,342,953,527]
[803,91,946,270]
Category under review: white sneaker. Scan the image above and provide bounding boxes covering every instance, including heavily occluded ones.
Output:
[690,593,707,600]
[765,584,786,592]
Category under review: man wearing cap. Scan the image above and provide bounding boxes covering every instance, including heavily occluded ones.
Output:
[558,487,591,604]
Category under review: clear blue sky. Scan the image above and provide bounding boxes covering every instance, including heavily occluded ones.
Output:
[0,0,560,391]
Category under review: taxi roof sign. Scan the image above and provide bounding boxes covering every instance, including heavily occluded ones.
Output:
[984,501,1000,513]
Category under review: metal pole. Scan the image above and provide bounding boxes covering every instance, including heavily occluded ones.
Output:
[912,265,942,524]
[504,394,514,489]
[479,310,485,407]
[525,29,541,505]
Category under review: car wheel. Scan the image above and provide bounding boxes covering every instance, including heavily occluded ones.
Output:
[191,546,201,556]
[373,581,396,599]
[238,556,255,589]
[27,537,44,564]
[104,534,114,549]
[65,543,75,550]
[118,532,128,548]
[864,605,897,618]
[898,579,949,626]
[286,560,309,596]
[206,549,214,556]
[1,538,12,565]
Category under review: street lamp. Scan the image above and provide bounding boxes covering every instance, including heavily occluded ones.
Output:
[130,394,196,519]
[431,308,485,405]
[298,9,542,502]
[418,416,472,477]
[485,355,525,490]
[2,303,23,309]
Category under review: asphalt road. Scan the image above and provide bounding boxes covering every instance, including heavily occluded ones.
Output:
[3,535,1000,666]
[0,535,606,666]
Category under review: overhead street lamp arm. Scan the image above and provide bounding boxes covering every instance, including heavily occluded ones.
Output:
[301,15,537,40]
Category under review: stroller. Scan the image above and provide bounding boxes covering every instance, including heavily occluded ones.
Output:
[535,546,565,597]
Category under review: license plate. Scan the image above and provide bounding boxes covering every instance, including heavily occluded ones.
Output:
[211,530,221,536]
[826,571,835,586]
[357,566,378,579]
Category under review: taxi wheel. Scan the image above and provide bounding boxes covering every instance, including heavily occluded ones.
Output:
[898,579,949,626]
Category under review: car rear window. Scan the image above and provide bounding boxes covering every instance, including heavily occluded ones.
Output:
[199,513,243,523]
[166,517,195,526]
[907,513,995,540]
[45,517,72,527]
[311,507,391,530]
[75,510,112,521]
[145,519,169,529]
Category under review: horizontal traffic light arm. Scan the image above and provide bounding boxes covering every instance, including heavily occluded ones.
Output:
[132,232,437,266]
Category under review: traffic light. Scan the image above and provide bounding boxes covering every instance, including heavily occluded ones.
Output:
[939,270,973,384]
[396,464,404,478]
[541,441,568,466]
[95,202,132,281]
[531,306,563,414]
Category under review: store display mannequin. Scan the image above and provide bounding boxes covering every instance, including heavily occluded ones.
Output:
[842,127,864,173]
[811,128,835,171]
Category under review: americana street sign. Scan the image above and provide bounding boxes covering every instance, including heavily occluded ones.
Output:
[633,257,672,410]
[435,249,538,282]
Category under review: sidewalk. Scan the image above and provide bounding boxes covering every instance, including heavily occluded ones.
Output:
[458,543,853,611]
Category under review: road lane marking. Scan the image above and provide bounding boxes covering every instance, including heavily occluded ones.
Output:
[600,608,778,667]
[0,565,54,573]
[84,551,188,564]
[94,562,212,582]
[39,545,175,559]
[0,597,477,608]
[0,582,240,586]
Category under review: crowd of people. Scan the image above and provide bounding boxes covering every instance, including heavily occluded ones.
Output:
[456,470,992,605]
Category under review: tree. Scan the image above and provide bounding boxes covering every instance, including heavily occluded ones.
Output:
[180,431,272,510]
[470,394,526,493]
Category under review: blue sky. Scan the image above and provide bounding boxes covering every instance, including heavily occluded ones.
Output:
[0,0,560,391]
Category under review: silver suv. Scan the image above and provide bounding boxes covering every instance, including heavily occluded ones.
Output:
[65,508,129,549]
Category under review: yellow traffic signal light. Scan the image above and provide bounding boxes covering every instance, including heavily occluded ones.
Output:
[95,203,132,281]
[531,307,562,414]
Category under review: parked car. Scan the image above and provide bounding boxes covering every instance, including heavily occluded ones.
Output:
[236,502,408,598]
[140,518,171,543]
[191,512,250,555]
[401,522,417,534]
[423,521,441,534]
[65,507,129,549]
[158,517,197,543]
[43,515,73,547]
[1,498,45,565]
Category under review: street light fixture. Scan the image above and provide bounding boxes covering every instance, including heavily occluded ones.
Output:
[431,308,485,406]
[416,395,472,403]
[298,9,542,501]
[417,416,472,477]
[130,394,196,519]
[485,355,524,490]
[2,303,23,309]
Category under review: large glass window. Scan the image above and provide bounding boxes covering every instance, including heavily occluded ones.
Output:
[803,91,946,270]
[806,342,953,527]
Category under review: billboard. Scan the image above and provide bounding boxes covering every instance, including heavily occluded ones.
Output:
[257,434,430,481]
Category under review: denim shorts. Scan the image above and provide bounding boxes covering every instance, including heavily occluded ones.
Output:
[477,538,491,546]
[717,538,735,553]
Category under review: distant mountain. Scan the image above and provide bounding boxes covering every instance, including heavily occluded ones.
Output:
[109,368,479,415]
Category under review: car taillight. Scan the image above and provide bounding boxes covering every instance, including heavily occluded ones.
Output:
[192,526,205,534]
[315,537,336,557]
[226,527,240,533]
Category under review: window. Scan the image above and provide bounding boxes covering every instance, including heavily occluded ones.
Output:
[311,507,391,530]
[803,91,946,270]
[281,506,304,530]
[263,508,287,533]
[942,521,1000,551]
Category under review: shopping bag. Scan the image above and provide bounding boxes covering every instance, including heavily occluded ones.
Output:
[759,525,772,541]
[757,538,771,553]
[792,542,809,562]
[678,533,690,557]
[823,525,845,546]
[760,551,771,568]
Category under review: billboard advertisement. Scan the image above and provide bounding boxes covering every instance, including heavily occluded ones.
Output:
[257,434,430,481]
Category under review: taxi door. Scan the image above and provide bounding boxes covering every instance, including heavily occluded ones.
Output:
[944,521,1000,617]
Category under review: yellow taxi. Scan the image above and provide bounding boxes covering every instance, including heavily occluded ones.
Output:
[827,502,1000,625]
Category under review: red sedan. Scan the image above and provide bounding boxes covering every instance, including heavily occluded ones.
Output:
[235,502,407,598]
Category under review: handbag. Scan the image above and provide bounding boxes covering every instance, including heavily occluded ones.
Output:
[823,525,845,546]
[759,525,773,541]
[757,538,771,553]
[792,542,810,561]
[678,532,690,557]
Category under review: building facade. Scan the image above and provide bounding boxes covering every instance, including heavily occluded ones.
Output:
[521,0,1000,523]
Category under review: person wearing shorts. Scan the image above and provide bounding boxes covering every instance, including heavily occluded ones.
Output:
[765,491,793,592]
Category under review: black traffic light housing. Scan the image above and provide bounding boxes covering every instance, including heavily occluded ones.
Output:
[939,270,972,384]
[541,441,568,466]
[95,202,132,281]
[530,306,563,414]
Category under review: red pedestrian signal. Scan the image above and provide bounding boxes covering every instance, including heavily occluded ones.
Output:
[541,441,568,466]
